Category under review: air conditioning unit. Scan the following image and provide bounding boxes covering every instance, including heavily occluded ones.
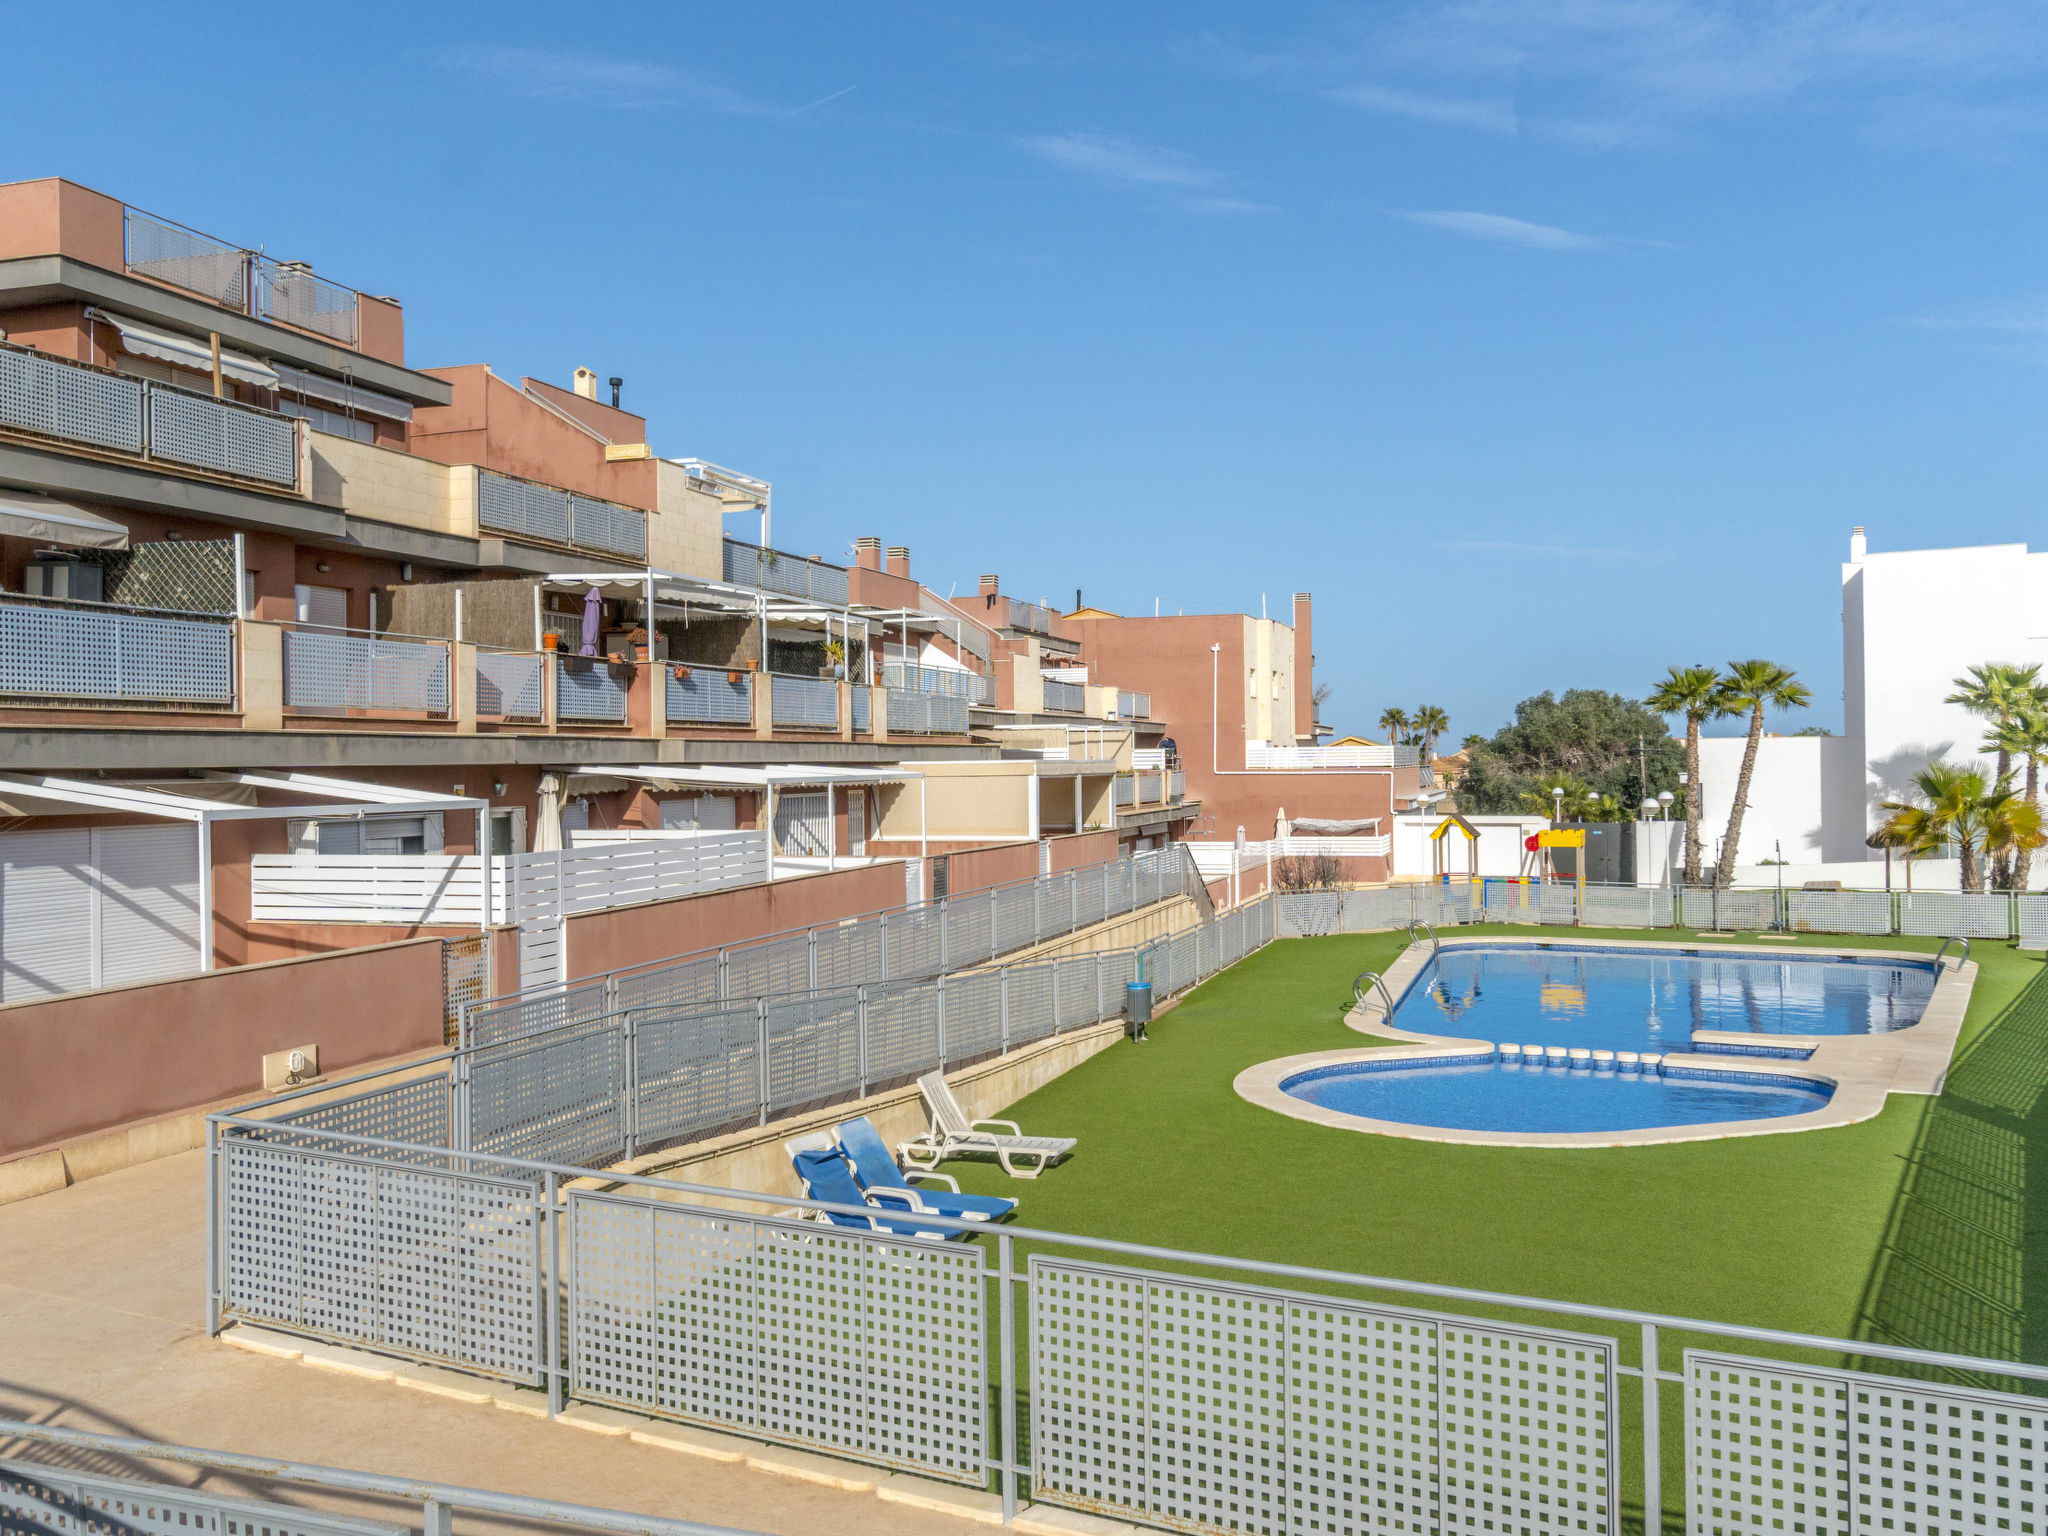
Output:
[24,557,103,603]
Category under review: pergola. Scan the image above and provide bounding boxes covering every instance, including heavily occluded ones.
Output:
[0,771,492,962]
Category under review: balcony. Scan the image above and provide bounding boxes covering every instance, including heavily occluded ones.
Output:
[882,661,992,704]
[475,650,546,722]
[123,207,361,347]
[478,469,647,562]
[723,538,849,605]
[770,673,839,730]
[1245,742,1419,769]
[0,593,235,708]
[1043,676,1084,713]
[282,626,450,717]
[885,689,968,735]
[0,341,301,491]
[556,654,629,723]
[1006,599,1054,636]
[1114,768,1189,810]
[1116,690,1150,719]
[665,665,753,727]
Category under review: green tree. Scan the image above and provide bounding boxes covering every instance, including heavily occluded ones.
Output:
[1881,763,2045,894]
[1949,663,2046,888]
[1378,706,1410,746]
[1715,660,1811,884]
[1412,704,1449,763]
[1646,664,1732,887]
[1455,690,1684,815]
[1518,770,1594,821]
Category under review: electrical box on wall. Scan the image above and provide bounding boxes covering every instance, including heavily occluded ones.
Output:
[261,1043,320,1092]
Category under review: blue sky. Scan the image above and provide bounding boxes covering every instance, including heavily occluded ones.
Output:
[7,2,2048,742]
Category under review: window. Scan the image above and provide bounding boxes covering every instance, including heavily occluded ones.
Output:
[289,814,443,856]
[931,854,951,901]
[559,798,590,833]
[277,397,374,443]
[660,794,737,831]
[295,583,347,630]
[848,790,867,856]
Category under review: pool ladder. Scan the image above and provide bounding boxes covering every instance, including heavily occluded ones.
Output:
[1934,936,1971,971]
[1353,970,1397,1019]
[1408,919,1440,965]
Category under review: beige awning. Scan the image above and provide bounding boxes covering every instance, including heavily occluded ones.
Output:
[0,493,128,550]
[86,308,279,389]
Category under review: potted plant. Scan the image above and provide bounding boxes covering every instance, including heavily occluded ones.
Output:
[727,667,744,685]
[630,625,651,663]
[541,631,561,651]
[673,663,692,682]
[825,638,846,679]
[743,658,759,672]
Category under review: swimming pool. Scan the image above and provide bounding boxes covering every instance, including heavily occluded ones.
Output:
[1404,943,1934,1053]
[1282,1053,1833,1135]
[1241,940,1947,1144]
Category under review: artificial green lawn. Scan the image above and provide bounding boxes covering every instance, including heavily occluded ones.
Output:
[949,925,2048,1362]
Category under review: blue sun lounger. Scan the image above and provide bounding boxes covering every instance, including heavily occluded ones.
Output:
[788,1145,964,1241]
[833,1116,1017,1223]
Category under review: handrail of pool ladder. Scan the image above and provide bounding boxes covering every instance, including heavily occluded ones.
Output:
[1353,970,1397,1020]
[1408,919,1440,966]
[1934,935,1971,971]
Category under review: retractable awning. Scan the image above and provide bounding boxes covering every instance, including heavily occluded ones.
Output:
[0,493,128,550]
[272,363,414,423]
[85,308,279,389]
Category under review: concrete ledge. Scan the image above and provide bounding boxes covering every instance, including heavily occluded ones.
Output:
[1236,934,1975,1149]
[876,1475,1007,1524]
[1013,1503,1148,1536]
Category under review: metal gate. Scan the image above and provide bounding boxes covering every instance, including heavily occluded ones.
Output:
[773,791,831,856]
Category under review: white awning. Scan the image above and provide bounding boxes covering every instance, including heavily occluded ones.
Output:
[566,764,923,795]
[0,493,128,550]
[272,363,414,423]
[86,309,279,389]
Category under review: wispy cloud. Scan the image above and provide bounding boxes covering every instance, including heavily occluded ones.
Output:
[1396,211,1607,250]
[1017,132,1218,187]
[1437,539,1672,563]
[1327,82,1517,133]
[1908,297,2048,363]
[441,46,851,120]
[1191,3,2048,152]
[1017,131,1278,215]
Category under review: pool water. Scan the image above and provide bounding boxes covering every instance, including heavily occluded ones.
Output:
[1271,944,1933,1137]
[1283,1056,1832,1135]
[1409,944,1933,1053]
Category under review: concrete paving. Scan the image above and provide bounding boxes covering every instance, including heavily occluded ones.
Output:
[0,1147,1000,1536]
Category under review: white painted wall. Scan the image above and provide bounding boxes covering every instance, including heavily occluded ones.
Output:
[1392,814,1547,878]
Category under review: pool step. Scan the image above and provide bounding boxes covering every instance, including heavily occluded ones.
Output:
[1497,1042,1664,1072]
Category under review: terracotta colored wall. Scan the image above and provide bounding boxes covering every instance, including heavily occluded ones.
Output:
[408,366,658,510]
[1293,593,1315,742]
[847,565,921,611]
[356,295,405,367]
[1048,828,1119,871]
[0,937,445,1156]
[524,378,647,442]
[0,179,124,268]
[563,861,907,981]
[0,301,93,362]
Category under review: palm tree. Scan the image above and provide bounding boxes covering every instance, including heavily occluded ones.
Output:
[1984,779,2046,888]
[1950,664,2045,887]
[1412,705,1449,764]
[1868,811,1940,894]
[1379,706,1410,746]
[1646,664,1730,887]
[1715,660,1810,884]
[2007,705,2048,891]
[1520,770,1592,823]
[1881,763,2044,893]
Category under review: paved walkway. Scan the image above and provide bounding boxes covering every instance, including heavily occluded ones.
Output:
[0,1149,995,1536]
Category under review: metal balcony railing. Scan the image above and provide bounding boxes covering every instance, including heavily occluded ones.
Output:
[1170,769,1186,801]
[884,689,968,735]
[0,595,236,707]
[1244,741,1421,769]
[771,673,839,730]
[0,342,300,489]
[475,651,546,721]
[1114,776,1135,807]
[882,661,991,703]
[665,666,752,726]
[556,655,629,723]
[477,470,648,562]
[1116,690,1150,718]
[123,207,362,347]
[283,627,449,715]
[722,539,850,605]
[1042,678,1084,712]
[852,686,871,733]
[1006,600,1054,636]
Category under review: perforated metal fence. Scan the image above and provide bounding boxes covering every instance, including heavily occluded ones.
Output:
[124,206,251,308]
[146,385,298,485]
[882,662,992,703]
[1042,678,1084,712]
[555,656,628,722]
[258,259,360,346]
[721,539,851,604]
[851,684,871,733]
[0,597,234,705]
[770,673,838,729]
[665,667,752,725]
[0,1459,405,1536]
[1277,878,2034,941]
[283,629,450,714]
[477,471,647,561]
[475,650,545,720]
[0,341,144,452]
[885,688,969,734]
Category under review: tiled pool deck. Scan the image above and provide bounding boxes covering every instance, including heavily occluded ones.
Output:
[1234,934,1976,1149]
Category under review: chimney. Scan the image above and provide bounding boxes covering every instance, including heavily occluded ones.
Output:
[1075,588,1082,612]
[979,574,1000,597]
[1292,592,1314,743]
[573,368,598,401]
[853,537,882,571]
[886,545,911,578]
[609,376,623,408]
[1850,526,1867,562]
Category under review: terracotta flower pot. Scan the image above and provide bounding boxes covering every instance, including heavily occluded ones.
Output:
[541,632,561,651]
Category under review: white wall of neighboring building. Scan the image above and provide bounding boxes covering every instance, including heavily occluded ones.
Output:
[1696,733,1867,871]
[1392,814,1548,878]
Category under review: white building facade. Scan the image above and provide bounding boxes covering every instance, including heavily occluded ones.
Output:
[1698,529,2048,884]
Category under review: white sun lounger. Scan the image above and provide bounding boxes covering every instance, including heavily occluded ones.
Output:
[900,1070,1075,1179]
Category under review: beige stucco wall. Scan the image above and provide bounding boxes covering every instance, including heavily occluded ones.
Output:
[309,432,469,538]
[1243,615,1297,746]
[877,762,1035,840]
[651,462,724,581]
